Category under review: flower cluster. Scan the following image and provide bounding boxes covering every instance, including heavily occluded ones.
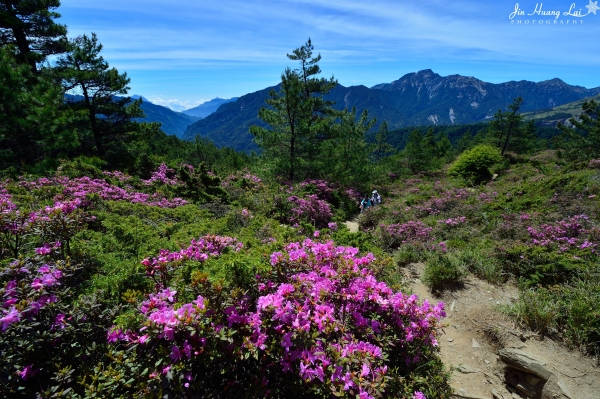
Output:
[588,159,600,169]
[478,192,497,203]
[494,213,533,240]
[300,179,335,201]
[413,188,471,216]
[1,244,65,332]
[287,194,333,228]
[141,235,243,289]
[19,176,188,208]
[345,187,361,201]
[380,221,433,249]
[527,215,597,252]
[1,195,93,257]
[252,240,444,398]
[222,169,262,189]
[437,216,467,226]
[241,208,252,220]
[113,240,443,398]
[0,187,15,214]
[142,163,181,186]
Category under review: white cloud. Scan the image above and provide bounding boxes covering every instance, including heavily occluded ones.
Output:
[147,97,209,112]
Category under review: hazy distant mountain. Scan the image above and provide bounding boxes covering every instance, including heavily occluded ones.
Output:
[137,100,199,138]
[64,94,199,138]
[182,97,239,118]
[130,94,150,102]
[182,69,600,152]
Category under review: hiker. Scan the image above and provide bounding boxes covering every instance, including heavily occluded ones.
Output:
[371,190,381,205]
[360,194,371,213]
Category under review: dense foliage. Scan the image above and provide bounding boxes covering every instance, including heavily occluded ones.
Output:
[0,164,450,398]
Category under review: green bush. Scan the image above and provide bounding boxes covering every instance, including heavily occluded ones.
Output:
[393,245,424,266]
[422,252,466,292]
[448,145,502,184]
[56,156,106,179]
[358,205,387,230]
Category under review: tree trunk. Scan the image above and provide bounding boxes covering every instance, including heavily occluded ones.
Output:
[81,85,104,156]
[2,0,37,72]
[502,119,516,155]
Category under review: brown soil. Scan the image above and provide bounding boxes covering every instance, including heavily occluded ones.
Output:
[405,263,600,399]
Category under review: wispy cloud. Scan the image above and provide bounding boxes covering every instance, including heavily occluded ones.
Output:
[58,0,600,101]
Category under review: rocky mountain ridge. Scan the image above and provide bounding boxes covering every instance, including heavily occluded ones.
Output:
[182,70,600,151]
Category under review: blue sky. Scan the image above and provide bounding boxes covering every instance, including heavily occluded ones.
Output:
[59,0,600,111]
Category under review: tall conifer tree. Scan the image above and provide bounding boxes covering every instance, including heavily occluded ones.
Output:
[0,0,67,71]
[251,39,337,181]
[56,33,143,157]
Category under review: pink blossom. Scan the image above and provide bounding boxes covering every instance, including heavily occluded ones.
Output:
[1,306,20,330]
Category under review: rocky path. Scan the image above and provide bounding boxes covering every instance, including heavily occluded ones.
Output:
[406,263,600,399]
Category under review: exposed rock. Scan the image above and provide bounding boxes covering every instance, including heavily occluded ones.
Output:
[540,374,574,399]
[458,364,481,374]
[491,388,508,399]
[498,349,553,381]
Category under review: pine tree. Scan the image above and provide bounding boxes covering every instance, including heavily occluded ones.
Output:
[489,97,524,155]
[435,130,453,160]
[422,128,437,161]
[373,121,394,162]
[404,129,425,172]
[323,107,375,184]
[0,46,76,170]
[56,33,143,157]
[558,99,600,160]
[250,39,337,181]
[0,0,68,71]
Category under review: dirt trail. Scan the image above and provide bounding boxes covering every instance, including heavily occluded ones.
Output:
[343,220,359,232]
[405,263,600,399]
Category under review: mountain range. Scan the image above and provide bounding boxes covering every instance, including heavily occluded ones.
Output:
[182,69,600,152]
[65,94,200,138]
[135,98,200,137]
[181,97,238,118]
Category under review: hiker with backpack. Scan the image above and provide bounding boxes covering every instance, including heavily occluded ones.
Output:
[360,194,372,213]
[371,190,381,205]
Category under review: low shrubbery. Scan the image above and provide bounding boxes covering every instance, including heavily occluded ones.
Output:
[448,144,502,184]
[107,240,450,398]
[0,168,452,398]
[422,251,466,292]
[377,221,433,250]
[2,147,600,396]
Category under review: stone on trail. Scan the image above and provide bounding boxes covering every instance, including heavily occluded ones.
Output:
[498,349,553,381]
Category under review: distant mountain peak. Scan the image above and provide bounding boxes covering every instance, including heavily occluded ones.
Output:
[131,94,150,102]
[182,70,600,152]
[182,97,239,118]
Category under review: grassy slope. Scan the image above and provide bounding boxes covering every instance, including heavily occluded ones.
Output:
[363,151,600,356]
